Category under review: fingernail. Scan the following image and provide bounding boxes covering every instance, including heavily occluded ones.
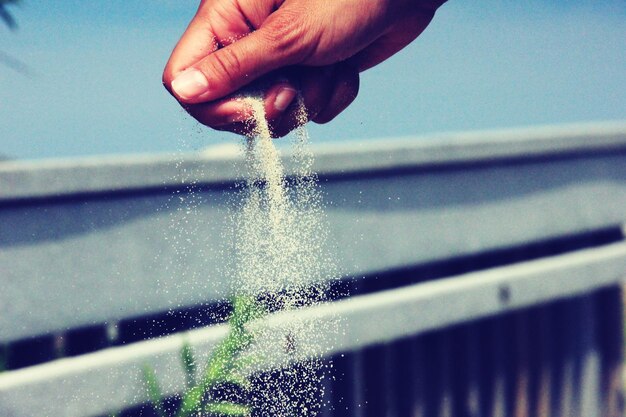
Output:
[274,87,297,112]
[171,69,209,101]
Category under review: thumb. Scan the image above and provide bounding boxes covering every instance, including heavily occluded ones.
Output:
[170,12,307,104]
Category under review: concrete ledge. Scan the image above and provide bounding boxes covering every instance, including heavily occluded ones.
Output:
[1,122,625,202]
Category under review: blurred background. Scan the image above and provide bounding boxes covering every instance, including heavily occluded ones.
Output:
[0,0,624,160]
[2,2,626,416]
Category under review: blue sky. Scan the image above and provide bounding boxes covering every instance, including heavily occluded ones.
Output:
[0,0,624,159]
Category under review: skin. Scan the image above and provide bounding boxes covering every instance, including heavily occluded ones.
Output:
[163,0,446,137]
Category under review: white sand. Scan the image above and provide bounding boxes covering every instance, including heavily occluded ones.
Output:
[228,96,338,416]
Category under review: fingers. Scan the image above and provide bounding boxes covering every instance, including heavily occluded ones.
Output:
[164,0,439,138]
[184,97,253,127]
[167,8,308,105]
[273,64,359,137]
[182,78,298,133]
[271,67,336,137]
[163,0,279,86]
[183,64,359,138]
[162,3,219,89]
[264,82,299,121]
[313,64,359,124]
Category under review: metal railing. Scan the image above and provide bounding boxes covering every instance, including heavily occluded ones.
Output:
[1,122,625,416]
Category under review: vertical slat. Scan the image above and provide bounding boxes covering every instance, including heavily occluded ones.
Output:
[320,361,334,417]
[383,343,397,417]
[513,311,531,417]
[410,334,426,417]
[314,357,336,417]
[597,286,625,417]
[578,295,601,417]
[450,326,466,417]
[567,297,585,417]
[422,329,454,417]
[391,338,414,417]
[529,305,553,417]
[250,361,328,417]
[422,331,440,417]
[437,330,453,417]
[548,301,561,417]
[362,344,387,417]
[477,318,495,417]
[449,325,471,417]
[553,298,576,417]
[330,351,364,417]
[503,313,518,417]
[352,350,366,417]
[464,324,482,417]
[490,317,507,417]
[330,353,351,416]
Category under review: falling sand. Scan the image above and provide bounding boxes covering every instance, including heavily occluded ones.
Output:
[228,96,339,416]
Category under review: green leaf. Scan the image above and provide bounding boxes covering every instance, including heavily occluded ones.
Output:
[177,296,265,417]
[231,353,265,374]
[204,402,250,416]
[142,365,168,417]
[231,296,267,330]
[220,370,251,390]
[176,385,204,417]
[176,346,228,417]
[181,341,197,390]
[201,334,238,387]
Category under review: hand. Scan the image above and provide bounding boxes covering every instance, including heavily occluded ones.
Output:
[163,0,445,137]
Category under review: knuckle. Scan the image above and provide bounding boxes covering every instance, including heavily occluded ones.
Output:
[263,10,310,62]
[209,47,244,87]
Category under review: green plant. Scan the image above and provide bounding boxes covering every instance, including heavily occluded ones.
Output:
[143,296,267,417]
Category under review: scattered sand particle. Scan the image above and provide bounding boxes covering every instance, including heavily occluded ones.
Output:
[228,95,339,416]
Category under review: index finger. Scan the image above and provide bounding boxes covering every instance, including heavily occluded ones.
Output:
[162,3,219,89]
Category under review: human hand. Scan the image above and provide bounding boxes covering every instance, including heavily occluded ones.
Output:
[163,0,446,137]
